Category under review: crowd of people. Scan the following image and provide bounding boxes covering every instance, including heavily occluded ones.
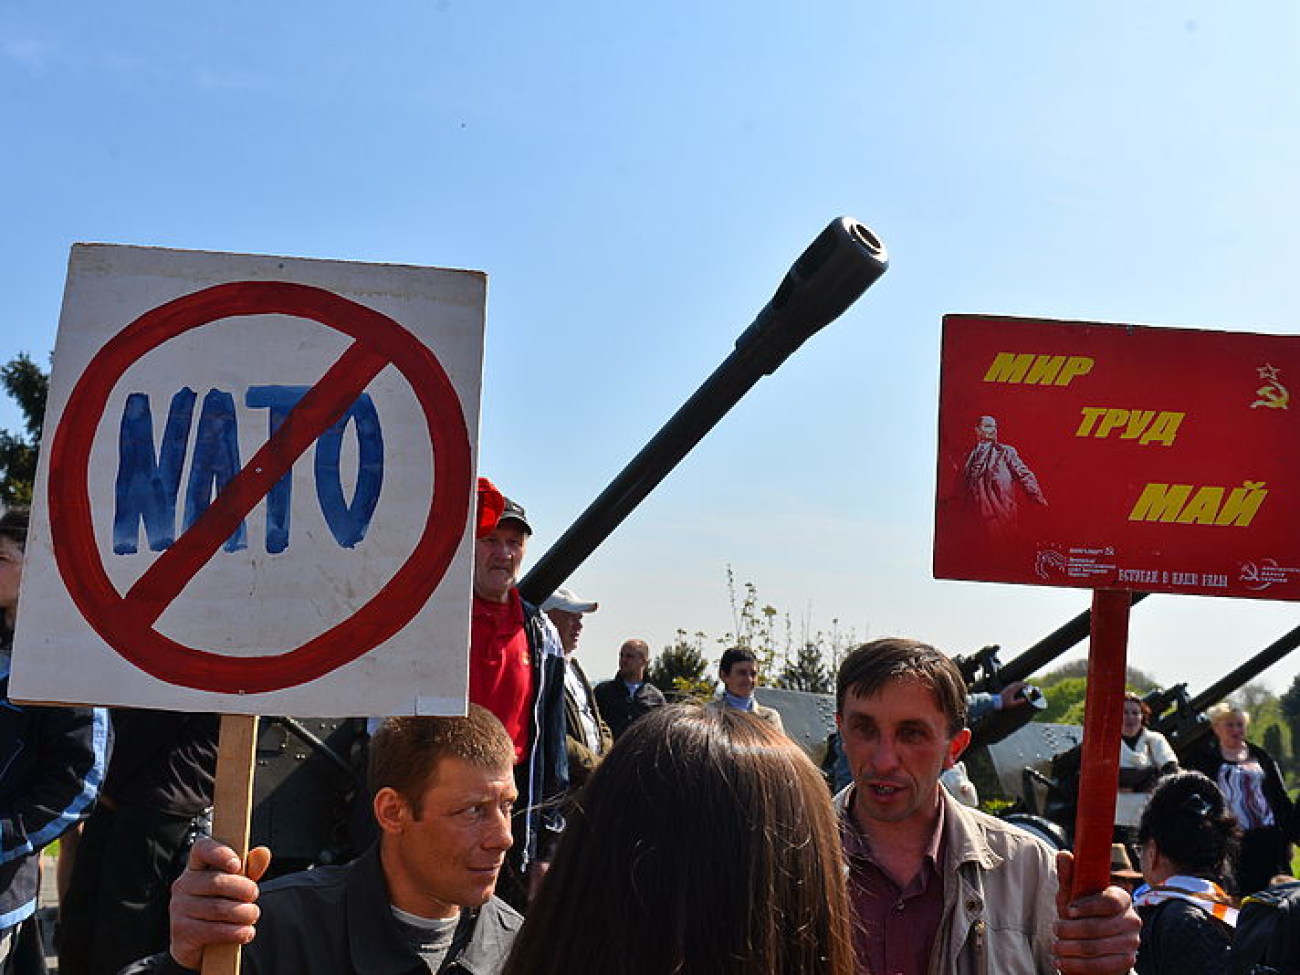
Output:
[1,480,1298,973]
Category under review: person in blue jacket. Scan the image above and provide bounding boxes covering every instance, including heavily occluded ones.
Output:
[0,506,110,971]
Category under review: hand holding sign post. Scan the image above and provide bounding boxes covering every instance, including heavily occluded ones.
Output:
[935,314,1300,898]
[11,245,487,974]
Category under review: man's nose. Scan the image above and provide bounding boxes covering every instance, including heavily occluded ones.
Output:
[870,737,900,773]
[484,807,513,852]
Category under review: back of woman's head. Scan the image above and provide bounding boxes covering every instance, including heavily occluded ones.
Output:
[501,703,853,975]
[1138,771,1239,880]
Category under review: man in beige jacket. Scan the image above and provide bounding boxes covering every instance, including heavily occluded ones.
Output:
[834,637,1139,975]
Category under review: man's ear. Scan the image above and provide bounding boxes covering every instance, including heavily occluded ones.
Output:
[945,728,972,769]
[373,787,411,835]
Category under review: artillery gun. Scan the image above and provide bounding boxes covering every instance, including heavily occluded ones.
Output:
[970,621,1300,849]
[959,593,1152,753]
[955,596,1154,845]
[253,217,889,864]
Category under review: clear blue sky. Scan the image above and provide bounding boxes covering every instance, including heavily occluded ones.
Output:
[4,2,1300,696]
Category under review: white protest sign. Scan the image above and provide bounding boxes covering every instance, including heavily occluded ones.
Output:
[11,244,483,716]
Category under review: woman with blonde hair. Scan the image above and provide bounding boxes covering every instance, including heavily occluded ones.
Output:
[1186,702,1295,896]
[500,703,854,975]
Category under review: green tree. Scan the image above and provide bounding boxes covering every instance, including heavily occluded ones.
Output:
[1028,662,1165,726]
[776,640,833,694]
[1280,673,1300,771]
[1036,676,1089,724]
[722,567,780,680]
[1034,660,1161,696]
[648,630,714,701]
[1038,659,1090,684]
[719,568,859,688]
[1233,681,1275,715]
[0,352,48,506]
[662,569,860,698]
[1263,723,1286,766]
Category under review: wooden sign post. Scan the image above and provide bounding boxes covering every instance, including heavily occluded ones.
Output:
[1070,590,1130,898]
[935,314,1300,896]
[202,715,259,975]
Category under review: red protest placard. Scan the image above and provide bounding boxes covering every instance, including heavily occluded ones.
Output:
[934,314,1300,599]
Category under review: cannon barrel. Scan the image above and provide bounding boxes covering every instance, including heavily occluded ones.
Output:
[1150,623,1300,757]
[1185,623,1300,716]
[519,217,889,604]
[967,592,1151,694]
[963,592,1150,752]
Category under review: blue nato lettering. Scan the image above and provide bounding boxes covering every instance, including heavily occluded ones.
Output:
[245,386,384,551]
[111,385,384,554]
[313,393,383,548]
[183,389,248,552]
[112,388,197,554]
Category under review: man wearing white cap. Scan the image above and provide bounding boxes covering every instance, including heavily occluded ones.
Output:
[540,586,613,788]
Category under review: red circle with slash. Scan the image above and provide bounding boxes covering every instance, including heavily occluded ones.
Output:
[47,281,471,693]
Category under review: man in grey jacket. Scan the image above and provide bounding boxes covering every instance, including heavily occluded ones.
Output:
[129,707,522,974]
[835,638,1139,975]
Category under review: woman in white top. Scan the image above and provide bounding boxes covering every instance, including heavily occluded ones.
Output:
[1115,692,1179,855]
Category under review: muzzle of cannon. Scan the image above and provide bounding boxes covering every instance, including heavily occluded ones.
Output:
[255,219,889,864]
[518,217,888,605]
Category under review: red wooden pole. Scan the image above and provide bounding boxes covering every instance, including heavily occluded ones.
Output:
[1070,588,1131,899]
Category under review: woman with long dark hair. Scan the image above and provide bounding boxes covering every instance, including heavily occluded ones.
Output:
[1133,771,1240,975]
[500,703,854,975]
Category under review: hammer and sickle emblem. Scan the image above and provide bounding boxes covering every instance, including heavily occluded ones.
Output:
[1251,381,1289,410]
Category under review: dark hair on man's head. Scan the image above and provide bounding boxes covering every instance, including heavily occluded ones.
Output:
[0,507,29,551]
[719,646,756,675]
[368,705,514,817]
[1138,771,1239,881]
[836,637,968,735]
[500,704,854,975]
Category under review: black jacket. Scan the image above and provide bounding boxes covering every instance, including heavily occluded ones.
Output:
[592,678,665,741]
[0,660,111,933]
[1184,739,1296,838]
[1137,898,1232,975]
[517,600,568,867]
[125,842,522,974]
[102,707,218,815]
